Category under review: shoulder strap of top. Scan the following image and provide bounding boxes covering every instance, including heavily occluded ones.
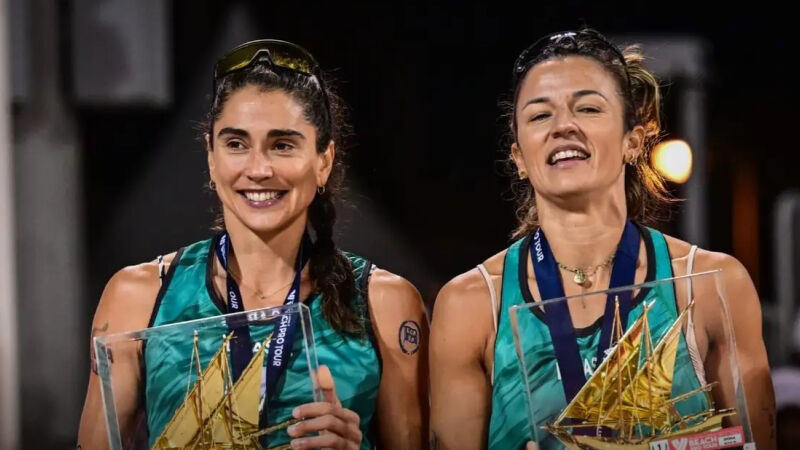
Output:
[156,255,165,285]
[477,264,498,334]
[477,263,499,385]
[684,244,707,385]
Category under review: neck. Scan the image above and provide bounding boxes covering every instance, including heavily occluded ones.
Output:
[222,211,307,295]
[536,186,628,269]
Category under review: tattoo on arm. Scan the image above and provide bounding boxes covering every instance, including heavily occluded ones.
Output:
[399,320,421,355]
[90,322,109,375]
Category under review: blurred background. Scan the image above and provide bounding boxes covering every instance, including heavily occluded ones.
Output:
[0,0,799,448]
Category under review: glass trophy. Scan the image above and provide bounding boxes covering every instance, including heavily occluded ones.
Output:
[94,302,322,450]
[510,271,755,450]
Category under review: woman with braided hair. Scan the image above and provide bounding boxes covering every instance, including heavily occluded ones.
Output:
[79,39,429,450]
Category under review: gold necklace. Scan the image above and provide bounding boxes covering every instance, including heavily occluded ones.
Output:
[556,254,615,285]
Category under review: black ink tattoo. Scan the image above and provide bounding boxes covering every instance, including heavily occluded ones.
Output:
[399,320,421,355]
[90,322,109,375]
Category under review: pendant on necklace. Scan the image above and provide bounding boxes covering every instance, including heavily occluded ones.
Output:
[573,269,586,285]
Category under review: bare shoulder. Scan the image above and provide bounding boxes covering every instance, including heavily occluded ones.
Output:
[433,247,509,319]
[367,268,427,323]
[662,233,752,283]
[662,233,759,338]
[482,247,511,277]
[93,251,179,334]
[691,247,758,314]
[662,233,693,275]
[431,248,510,365]
[365,268,428,361]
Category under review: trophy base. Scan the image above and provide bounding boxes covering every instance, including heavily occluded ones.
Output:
[551,412,744,450]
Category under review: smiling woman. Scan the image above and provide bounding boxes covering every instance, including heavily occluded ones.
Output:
[212,122,311,211]
[206,86,331,242]
[430,29,775,450]
[78,40,429,450]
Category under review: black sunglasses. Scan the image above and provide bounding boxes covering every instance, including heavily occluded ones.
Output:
[213,39,331,128]
[512,30,631,90]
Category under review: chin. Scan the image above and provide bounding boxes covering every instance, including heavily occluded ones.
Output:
[241,216,291,233]
[244,208,312,235]
[547,183,595,198]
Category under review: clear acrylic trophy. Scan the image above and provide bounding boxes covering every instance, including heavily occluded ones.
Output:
[511,271,754,450]
[95,302,321,450]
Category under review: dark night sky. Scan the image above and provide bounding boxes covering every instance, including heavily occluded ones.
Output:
[79,1,797,303]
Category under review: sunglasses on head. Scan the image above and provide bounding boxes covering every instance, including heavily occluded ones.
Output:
[213,39,331,128]
[512,29,631,89]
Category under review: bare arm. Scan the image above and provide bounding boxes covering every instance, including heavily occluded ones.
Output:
[430,270,495,450]
[697,253,775,450]
[283,267,431,450]
[368,269,430,449]
[77,262,161,449]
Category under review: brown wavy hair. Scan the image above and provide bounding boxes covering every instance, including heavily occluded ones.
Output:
[503,29,672,238]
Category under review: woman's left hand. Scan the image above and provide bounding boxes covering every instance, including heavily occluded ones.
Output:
[287,365,362,449]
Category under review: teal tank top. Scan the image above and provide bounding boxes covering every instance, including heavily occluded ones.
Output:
[487,226,708,449]
[143,238,381,449]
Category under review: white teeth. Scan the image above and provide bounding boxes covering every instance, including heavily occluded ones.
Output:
[244,191,280,202]
[550,149,588,164]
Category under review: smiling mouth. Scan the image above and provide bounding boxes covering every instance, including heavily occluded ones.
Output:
[238,189,288,204]
[548,148,590,165]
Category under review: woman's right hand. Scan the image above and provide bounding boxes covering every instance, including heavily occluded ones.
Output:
[286,365,362,449]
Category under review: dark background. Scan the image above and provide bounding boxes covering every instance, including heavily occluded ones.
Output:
[7,1,799,448]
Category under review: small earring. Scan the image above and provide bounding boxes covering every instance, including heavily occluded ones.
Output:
[317,185,326,194]
[519,171,528,180]
[208,180,216,191]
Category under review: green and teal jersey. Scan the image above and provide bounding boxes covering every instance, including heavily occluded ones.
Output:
[487,226,708,449]
[143,238,381,449]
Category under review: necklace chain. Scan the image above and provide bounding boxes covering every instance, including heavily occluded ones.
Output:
[556,253,616,285]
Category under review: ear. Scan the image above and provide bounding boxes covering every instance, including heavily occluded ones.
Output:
[624,125,646,163]
[510,141,527,179]
[316,140,335,186]
[206,133,216,182]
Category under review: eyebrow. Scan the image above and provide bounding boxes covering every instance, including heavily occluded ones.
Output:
[266,129,305,140]
[521,89,609,109]
[573,89,608,101]
[217,127,249,139]
[522,96,550,109]
[217,127,306,140]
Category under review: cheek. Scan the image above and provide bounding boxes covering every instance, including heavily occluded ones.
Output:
[517,136,545,169]
[584,126,625,162]
[217,158,248,183]
[596,140,625,166]
[209,153,233,179]
[282,159,319,186]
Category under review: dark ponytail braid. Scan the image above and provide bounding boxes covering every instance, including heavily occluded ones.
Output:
[204,59,361,334]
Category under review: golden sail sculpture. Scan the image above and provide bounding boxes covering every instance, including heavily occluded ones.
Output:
[545,298,736,450]
[152,331,298,450]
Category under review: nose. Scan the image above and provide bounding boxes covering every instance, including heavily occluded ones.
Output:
[550,109,580,139]
[243,147,274,181]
